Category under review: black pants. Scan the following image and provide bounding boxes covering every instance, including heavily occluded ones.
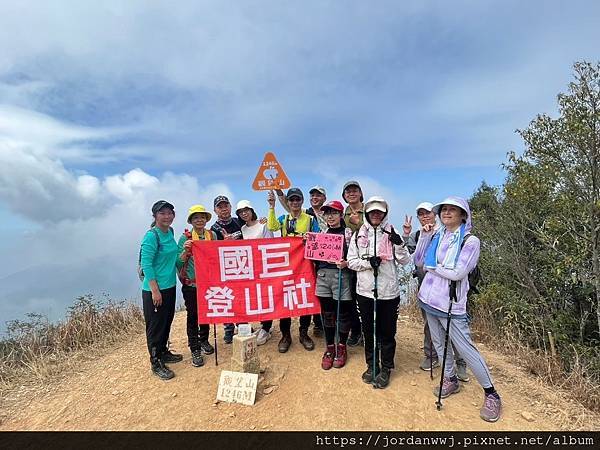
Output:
[349,272,362,336]
[182,285,210,351]
[312,313,323,329]
[357,295,400,369]
[280,315,311,334]
[142,286,176,358]
[261,320,273,331]
[319,297,352,345]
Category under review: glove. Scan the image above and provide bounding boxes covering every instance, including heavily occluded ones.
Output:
[369,256,382,269]
[388,226,404,246]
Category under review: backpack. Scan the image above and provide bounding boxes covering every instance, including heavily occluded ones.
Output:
[138,227,174,281]
[461,234,481,296]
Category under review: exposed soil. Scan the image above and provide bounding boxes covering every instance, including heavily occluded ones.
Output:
[1,312,598,431]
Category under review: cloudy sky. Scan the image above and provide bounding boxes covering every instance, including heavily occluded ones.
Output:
[1,1,598,329]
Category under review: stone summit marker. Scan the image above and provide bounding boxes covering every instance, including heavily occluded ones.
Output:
[216,370,259,406]
[230,332,260,374]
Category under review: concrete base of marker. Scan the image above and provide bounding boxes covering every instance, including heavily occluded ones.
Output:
[230,357,261,374]
[231,334,260,374]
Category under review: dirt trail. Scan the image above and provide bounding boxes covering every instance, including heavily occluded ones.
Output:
[1,312,598,431]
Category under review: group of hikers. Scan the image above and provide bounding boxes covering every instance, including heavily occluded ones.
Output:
[138,181,502,422]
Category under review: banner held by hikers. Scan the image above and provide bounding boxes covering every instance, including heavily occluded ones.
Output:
[192,237,320,323]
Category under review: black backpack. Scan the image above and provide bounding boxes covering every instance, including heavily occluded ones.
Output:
[461,234,481,296]
[137,227,174,281]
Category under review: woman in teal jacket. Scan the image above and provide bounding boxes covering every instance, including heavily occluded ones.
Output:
[139,200,182,380]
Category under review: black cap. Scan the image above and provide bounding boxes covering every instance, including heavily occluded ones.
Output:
[286,187,304,201]
[152,200,175,215]
[213,195,230,208]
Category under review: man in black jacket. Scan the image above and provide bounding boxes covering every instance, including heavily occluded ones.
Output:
[211,195,244,344]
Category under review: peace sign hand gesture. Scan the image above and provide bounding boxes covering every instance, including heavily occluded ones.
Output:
[402,215,412,236]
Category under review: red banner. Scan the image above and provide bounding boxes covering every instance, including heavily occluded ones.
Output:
[193,237,321,324]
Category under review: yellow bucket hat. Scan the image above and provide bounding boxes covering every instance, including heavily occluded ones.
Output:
[187,204,212,223]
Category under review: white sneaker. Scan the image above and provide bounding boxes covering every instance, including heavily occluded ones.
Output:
[256,329,272,346]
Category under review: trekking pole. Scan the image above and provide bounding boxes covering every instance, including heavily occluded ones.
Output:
[372,225,379,387]
[429,335,434,381]
[335,267,343,359]
[436,280,457,410]
[213,324,218,366]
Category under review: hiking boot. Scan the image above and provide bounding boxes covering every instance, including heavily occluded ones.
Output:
[199,340,214,355]
[299,329,315,351]
[256,329,272,346]
[151,358,175,380]
[420,356,440,371]
[313,326,323,338]
[332,343,347,369]
[161,350,183,364]
[480,392,502,422]
[433,377,461,398]
[374,367,391,389]
[321,345,335,370]
[224,329,234,344]
[456,359,470,382]
[191,349,204,367]
[278,332,292,353]
[362,365,379,384]
[347,333,363,347]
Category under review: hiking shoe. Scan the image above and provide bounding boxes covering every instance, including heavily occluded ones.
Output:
[433,377,461,398]
[299,329,315,351]
[321,345,335,370]
[161,350,183,364]
[332,343,347,369]
[456,359,470,382]
[480,392,502,422]
[151,359,175,380]
[224,329,234,344]
[256,329,272,346]
[191,349,204,367]
[199,340,214,355]
[420,356,440,371]
[362,365,379,384]
[347,333,363,347]
[313,326,323,338]
[374,367,391,389]
[278,332,292,353]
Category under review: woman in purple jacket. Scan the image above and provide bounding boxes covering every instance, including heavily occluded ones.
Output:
[414,196,501,422]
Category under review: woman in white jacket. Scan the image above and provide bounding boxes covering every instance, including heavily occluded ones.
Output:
[347,196,410,388]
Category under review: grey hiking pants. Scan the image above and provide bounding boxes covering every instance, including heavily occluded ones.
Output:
[425,312,494,389]
[421,307,465,365]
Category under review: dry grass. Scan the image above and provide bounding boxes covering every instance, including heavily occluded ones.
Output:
[0,295,144,395]
[473,307,600,413]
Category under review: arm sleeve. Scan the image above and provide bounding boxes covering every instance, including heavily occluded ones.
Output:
[267,209,282,231]
[176,234,186,270]
[413,230,434,267]
[393,243,411,265]
[433,236,480,281]
[140,231,158,281]
[346,232,372,272]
